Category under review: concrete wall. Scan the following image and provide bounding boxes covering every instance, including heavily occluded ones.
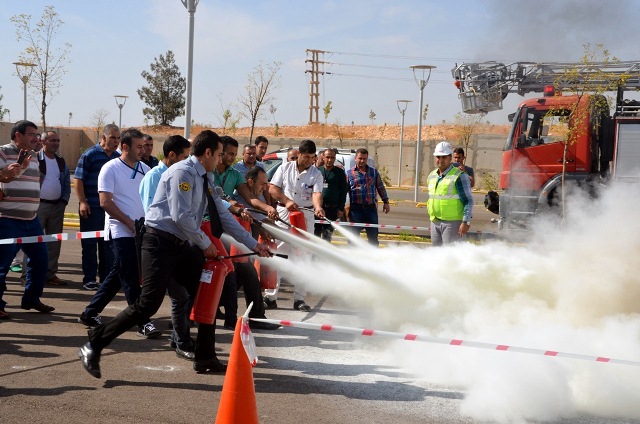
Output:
[0,122,506,186]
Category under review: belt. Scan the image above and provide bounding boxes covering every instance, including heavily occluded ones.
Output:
[144,226,188,247]
[40,198,61,204]
[350,203,376,208]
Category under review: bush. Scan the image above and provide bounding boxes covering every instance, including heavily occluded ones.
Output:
[481,173,499,191]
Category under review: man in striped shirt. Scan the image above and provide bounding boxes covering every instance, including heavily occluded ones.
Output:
[346,148,390,246]
[0,120,55,319]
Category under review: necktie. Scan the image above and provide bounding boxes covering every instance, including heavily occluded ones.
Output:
[203,174,223,238]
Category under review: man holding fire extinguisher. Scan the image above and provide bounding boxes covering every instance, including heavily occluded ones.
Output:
[78,130,272,378]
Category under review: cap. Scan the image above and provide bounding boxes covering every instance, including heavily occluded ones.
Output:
[433,141,453,156]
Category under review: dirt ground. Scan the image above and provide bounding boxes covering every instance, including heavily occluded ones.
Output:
[136,123,510,141]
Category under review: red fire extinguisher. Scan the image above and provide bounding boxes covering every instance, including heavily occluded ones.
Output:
[229,215,251,263]
[289,210,307,236]
[190,221,234,324]
[255,235,278,290]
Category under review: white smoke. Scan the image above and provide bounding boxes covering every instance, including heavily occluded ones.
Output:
[263,182,640,422]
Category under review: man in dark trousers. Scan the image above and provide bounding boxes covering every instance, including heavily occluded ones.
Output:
[78,130,271,378]
[314,148,347,241]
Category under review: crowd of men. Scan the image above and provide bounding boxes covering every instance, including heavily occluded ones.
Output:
[0,120,473,377]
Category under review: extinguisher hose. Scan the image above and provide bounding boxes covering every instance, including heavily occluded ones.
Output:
[219,252,288,260]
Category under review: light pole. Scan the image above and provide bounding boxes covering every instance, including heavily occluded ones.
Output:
[13,62,36,120]
[181,0,199,140]
[396,99,412,187]
[114,95,128,128]
[410,65,436,202]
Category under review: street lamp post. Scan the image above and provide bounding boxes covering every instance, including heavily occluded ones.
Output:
[13,62,36,120]
[181,0,199,140]
[114,95,128,129]
[396,99,412,187]
[410,65,436,202]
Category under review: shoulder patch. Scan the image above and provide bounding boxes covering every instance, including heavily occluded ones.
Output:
[179,182,191,192]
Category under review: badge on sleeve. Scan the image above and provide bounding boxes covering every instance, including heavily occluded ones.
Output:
[179,182,191,192]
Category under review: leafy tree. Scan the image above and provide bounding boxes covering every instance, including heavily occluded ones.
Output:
[422,104,429,121]
[137,50,186,126]
[369,109,376,125]
[0,86,9,121]
[11,5,71,130]
[323,101,333,124]
[238,61,282,142]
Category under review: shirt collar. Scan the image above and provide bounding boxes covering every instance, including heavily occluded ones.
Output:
[188,155,207,177]
[438,164,454,177]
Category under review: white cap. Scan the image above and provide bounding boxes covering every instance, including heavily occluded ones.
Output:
[433,141,453,156]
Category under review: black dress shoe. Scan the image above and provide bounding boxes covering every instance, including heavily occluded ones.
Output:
[249,320,282,330]
[78,342,101,378]
[21,301,55,313]
[175,346,195,361]
[193,357,227,373]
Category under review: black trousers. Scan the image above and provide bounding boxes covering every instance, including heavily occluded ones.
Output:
[89,232,217,360]
[220,261,266,324]
[314,205,340,241]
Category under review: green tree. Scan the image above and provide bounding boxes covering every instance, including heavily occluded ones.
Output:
[323,100,333,124]
[137,50,186,126]
[11,5,71,130]
[238,61,282,143]
[369,109,376,125]
[0,86,10,121]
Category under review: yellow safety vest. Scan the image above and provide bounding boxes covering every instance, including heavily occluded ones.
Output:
[427,167,464,221]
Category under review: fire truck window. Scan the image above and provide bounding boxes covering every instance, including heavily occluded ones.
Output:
[540,113,569,145]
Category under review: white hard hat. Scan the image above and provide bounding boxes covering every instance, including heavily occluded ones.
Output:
[433,141,453,156]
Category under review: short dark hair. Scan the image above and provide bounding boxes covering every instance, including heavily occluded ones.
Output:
[220,135,239,151]
[10,120,37,141]
[120,128,144,148]
[453,147,465,156]
[245,165,266,181]
[163,135,191,157]
[143,134,153,142]
[325,148,338,156]
[356,147,368,156]
[255,136,268,146]
[243,144,256,152]
[192,130,221,156]
[299,139,316,154]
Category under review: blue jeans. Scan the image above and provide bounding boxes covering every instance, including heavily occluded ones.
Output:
[79,206,110,284]
[0,217,49,309]
[83,237,141,318]
[348,203,380,246]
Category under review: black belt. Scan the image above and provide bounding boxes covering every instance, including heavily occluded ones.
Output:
[145,226,188,247]
[350,203,377,208]
[40,198,61,204]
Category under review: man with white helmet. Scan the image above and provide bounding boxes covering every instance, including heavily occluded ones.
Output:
[427,141,473,245]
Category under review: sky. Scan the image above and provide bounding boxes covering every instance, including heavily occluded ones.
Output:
[1,0,639,130]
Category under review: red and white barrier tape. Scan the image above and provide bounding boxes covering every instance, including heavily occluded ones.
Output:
[0,230,105,245]
[250,318,640,367]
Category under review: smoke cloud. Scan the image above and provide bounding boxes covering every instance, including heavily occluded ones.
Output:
[264,183,640,422]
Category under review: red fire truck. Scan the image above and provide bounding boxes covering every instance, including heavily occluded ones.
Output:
[452,61,640,229]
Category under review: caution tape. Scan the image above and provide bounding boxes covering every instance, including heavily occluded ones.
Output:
[0,230,105,245]
[250,318,640,367]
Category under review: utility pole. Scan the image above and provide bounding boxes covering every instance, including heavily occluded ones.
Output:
[305,49,325,125]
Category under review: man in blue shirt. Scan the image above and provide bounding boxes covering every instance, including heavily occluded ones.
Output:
[74,124,120,290]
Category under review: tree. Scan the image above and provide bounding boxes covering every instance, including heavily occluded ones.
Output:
[269,104,277,125]
[452,112,483,152]
[137,51,186,126]
[422,104,429,121]
[11,5,71,130]
[0,86,10,121]
[238,61,282,143]
[369,109,376,125]
[90,109,110,141]
[323,101,333,124]
[551,43,625,219]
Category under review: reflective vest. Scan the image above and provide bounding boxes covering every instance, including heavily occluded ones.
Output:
[427,167,464,221]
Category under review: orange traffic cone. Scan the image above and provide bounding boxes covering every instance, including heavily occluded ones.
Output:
[215,314,259,424]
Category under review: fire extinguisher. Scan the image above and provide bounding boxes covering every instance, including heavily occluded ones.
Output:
[189,221,234,324]
[255,235,278,290]
[289,210,307,236]
[229,215,251,263]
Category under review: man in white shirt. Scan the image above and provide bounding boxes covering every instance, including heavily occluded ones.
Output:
[36,131,71,286]
[267,139,325,311]
[78,128,161,339]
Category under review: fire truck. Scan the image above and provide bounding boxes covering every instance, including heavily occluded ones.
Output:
[451,61,640,229]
